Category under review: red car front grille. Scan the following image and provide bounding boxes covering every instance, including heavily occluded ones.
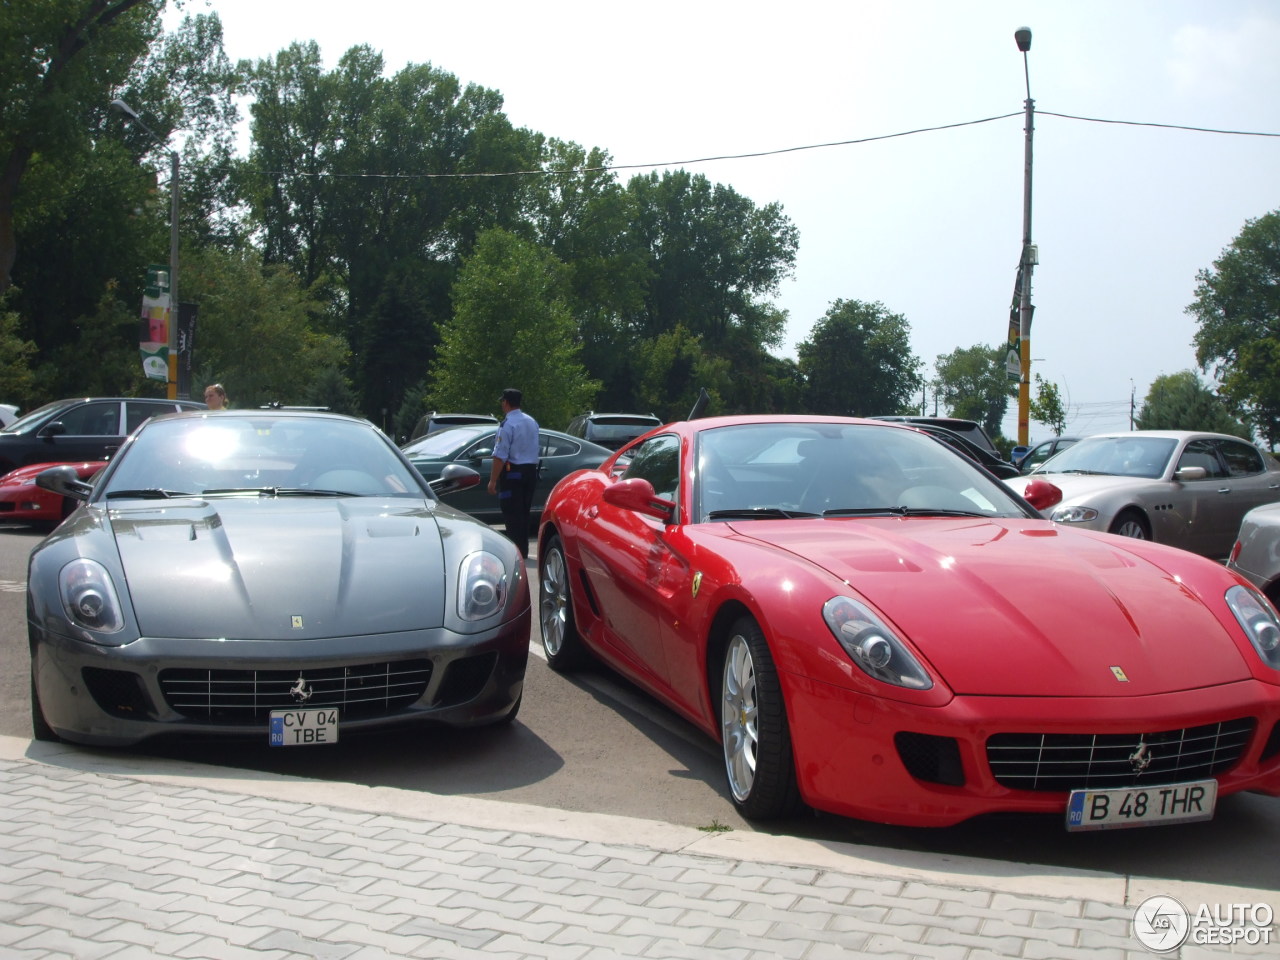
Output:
[986,718,1255,791]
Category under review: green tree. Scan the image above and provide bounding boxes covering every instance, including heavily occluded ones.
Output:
[241,45,540,417]
[429,229,598,430]
[0,305,41,405]
[1134,370,1248,436]
[182,245,348,409]
[933,343,1011,439]
[0,0,158,295]
[624,170,797,348]
[797,300,923,416]
[1189,210,1280,447]
[1029,373,1067,436]
[634,325,733,423]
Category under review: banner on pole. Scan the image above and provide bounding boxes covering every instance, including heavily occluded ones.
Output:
[140,264,170,382]
[1005,263,1023,382]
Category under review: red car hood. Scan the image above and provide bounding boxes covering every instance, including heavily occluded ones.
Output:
[733,517,1251,697]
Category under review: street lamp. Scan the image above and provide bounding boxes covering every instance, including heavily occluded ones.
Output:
[1013,27,1036,447]
[110,98,180,400]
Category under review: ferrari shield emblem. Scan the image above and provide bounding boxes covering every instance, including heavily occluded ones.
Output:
[691,572,702,599]
[292,615,304,629]
[1110,666,1129,682]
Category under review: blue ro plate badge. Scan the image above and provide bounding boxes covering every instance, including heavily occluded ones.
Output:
[269,708,339,746]
[1065,779,1216,831]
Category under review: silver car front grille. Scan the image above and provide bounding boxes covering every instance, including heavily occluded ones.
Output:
[158,660,433,722]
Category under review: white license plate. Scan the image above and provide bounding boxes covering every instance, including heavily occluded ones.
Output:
[1065,779,1216,831]
[269,707,339,746]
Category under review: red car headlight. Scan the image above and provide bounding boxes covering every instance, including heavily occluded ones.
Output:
[1225,584,1280,671]
[822,596,933,690]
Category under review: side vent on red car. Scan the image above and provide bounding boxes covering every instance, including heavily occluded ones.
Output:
[894,732,965,786]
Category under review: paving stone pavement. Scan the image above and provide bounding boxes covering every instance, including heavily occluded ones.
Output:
[0,736,1274,960]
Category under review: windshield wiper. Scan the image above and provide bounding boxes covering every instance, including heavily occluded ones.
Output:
[105,488,192,499]
[823,506,988,518]
[202,487,359,498]
[706,507,819,520]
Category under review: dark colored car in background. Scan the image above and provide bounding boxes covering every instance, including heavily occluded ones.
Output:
[905,422,1021,479]
[871,416,1000,455]
[1016,435,1081,473]
[565,412,662,451]
[406,411,499,443]
[403,423,615,522]
[0,397,205,474]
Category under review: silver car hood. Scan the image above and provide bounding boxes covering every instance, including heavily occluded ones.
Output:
[107,498,447,640]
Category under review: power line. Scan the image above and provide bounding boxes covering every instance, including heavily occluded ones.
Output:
[261,109,1280,182]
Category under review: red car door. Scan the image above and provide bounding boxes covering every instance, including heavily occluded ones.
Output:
[574,434,683,688]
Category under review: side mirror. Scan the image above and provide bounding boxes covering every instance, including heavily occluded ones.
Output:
[1175,466,1208,482]
[429,462,481,498]
[35,465,93,502]
[1020,478,1063,512]
[602,477,675,521]
[40,420,67,438]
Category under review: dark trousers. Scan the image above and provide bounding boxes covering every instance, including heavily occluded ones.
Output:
[498,464,538,558]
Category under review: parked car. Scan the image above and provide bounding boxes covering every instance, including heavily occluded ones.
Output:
[406,411,498,443]
[536,414,1280,828]
[565,411,662,451]
[0,460,107,526]
[28,409,530,747]
[0,403,19,427]
[0,396,205,475]
[870,415,1000,455]
[905,422,1020,479]
[1227,502,1280,606]
[403,423,615,522]
[1016,435,1081,473]
[1006,430,1280,561]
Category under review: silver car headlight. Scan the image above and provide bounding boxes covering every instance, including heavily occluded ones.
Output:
[1225,585,1280,670]
[822,596,933,689]
[1050,505,1099,524]
[58,558,125,634]
[457,551,510,621]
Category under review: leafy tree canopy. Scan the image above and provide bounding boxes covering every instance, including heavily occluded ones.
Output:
[797,299,923,416]
[1028,373,1068,436]
[1189,209,1280,447]
[933,343,1011,440]
[428,228,598,430]
[1134,370,1248,437]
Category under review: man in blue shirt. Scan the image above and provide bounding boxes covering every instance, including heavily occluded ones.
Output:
[488,387,540,559]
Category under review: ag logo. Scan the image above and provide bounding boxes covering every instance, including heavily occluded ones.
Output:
[1132,895,1190,952]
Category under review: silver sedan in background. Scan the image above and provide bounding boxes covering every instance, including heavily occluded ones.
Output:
[1228,502,1280,606]
[1004,430,1280,561]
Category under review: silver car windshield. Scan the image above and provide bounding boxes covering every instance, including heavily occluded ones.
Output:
[696,422,1029,522]
[1030,436,1177,479]
[102,416,426,498]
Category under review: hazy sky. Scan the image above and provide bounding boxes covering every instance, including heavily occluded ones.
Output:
[167,0,1280,439]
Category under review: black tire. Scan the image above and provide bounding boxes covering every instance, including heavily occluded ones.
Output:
[1109,509,1150,540]
[720,616,801,819]
[538,534,585,671]
[30,672,59,743]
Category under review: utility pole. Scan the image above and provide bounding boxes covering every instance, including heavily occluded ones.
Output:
[1014,26,1036,448]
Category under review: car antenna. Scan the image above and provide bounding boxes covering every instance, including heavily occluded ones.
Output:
[687,388,711,421]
